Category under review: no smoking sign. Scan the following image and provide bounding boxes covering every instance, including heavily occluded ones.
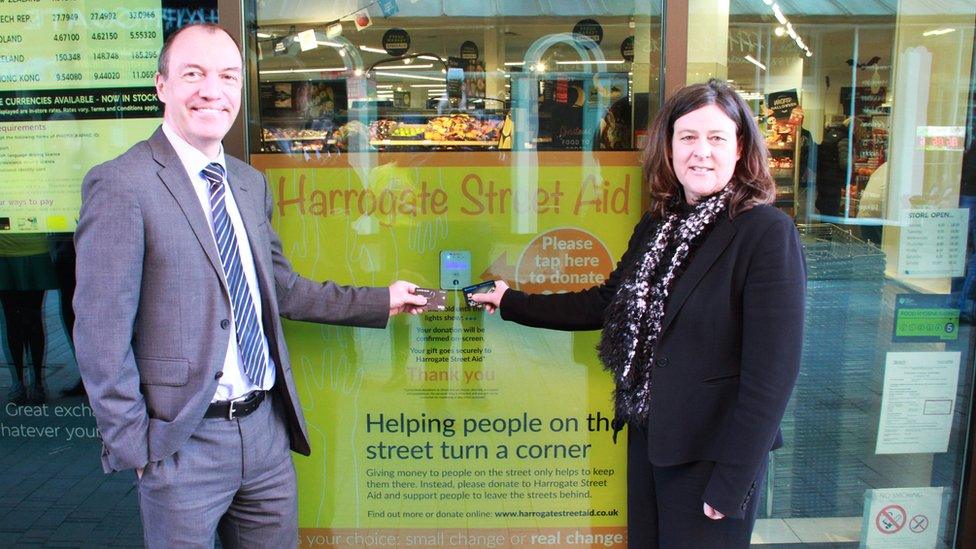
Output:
[863,487,943,547]
[910,514,929,533]
[876,504,906,534]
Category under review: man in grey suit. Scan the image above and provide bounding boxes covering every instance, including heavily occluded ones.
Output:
[73,23,426,547]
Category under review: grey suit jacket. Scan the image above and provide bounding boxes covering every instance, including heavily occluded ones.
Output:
[74,127,390,473]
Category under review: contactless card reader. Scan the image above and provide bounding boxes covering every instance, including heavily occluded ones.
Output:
[439,250,472,290]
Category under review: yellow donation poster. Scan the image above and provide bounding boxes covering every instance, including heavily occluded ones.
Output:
[253,151,641,548]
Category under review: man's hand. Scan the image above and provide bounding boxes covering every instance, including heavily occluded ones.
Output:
[703,502,724,520]
[469,280,508,314]
[389,280,426,316]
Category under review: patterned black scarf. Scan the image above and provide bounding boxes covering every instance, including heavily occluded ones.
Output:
[598,186,732,425]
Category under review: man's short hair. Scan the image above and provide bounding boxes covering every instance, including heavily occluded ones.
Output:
[157,23,242,77]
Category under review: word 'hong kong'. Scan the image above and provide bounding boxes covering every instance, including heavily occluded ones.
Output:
[276,173,631,226]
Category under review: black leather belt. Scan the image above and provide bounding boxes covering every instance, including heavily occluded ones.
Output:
[205,390,265,420]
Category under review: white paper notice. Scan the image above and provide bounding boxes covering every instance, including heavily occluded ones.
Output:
[297,29,317,51]
[862,486,944,548]
[898,208,967,277]
[876,352,960,454]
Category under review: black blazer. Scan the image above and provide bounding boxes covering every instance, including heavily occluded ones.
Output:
[500,204,806,519]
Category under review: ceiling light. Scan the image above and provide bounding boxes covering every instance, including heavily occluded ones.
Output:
[771,4,787,25]
[504,61,525,66]
[259,67,347,75]
[374,63,434,71]
[765,3,810,58]
[359,45,387,54]
[410,84,448,88]
[374,71,445,82]
[555,60,626,65]
[744,55,766,71]
[922,28,955,36]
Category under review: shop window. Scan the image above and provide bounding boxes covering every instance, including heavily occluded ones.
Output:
[245,1,663,545]
[698,0,976,545]
[0,2,216,545]
[248,4,660,154]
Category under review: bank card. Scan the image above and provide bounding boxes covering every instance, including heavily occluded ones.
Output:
[414,288,447,311]
[462,281,496,308]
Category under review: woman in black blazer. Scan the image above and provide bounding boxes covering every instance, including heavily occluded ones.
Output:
[472,80,806,547]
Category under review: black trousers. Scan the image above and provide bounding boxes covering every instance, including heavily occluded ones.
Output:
[627,425,766,548]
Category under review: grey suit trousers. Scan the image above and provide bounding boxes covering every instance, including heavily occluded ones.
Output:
[136,392,297,548]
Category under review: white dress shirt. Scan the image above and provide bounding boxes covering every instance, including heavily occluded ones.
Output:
[161,123,275,400]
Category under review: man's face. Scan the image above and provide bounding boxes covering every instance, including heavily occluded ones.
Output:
[155,27,242,157]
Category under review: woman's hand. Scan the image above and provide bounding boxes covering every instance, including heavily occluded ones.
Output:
[469,280,509,314]
[703,502,725,520]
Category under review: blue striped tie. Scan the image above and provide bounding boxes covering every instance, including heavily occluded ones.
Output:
[202,162,268,387]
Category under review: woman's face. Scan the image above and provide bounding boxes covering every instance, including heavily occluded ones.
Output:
[671,104,741,204]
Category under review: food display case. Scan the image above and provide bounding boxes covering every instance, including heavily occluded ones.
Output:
[258,79,346,153]
[837,87,889,217]
[368,112,507,149]
[763,90,803,217]
[847,112,888,216]
[766,126,799,216]
[255,71,630,153]
[261,127,336,153]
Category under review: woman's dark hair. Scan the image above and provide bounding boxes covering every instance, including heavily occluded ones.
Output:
[642,79,775,218]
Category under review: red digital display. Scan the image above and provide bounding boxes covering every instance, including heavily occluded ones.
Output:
[918,134,964,151]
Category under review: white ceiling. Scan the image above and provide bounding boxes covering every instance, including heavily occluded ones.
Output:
[258,0,656,23]
[257,0,974,24]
